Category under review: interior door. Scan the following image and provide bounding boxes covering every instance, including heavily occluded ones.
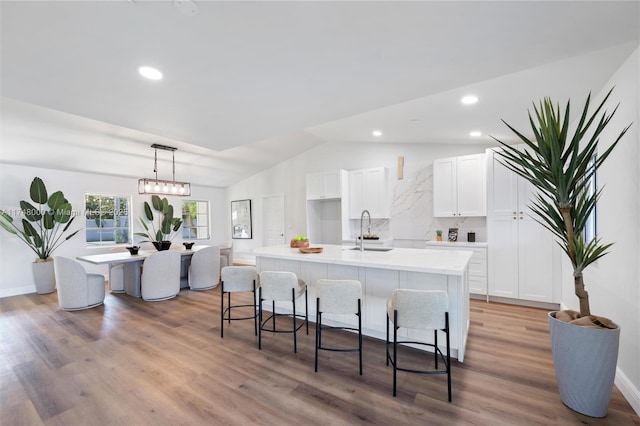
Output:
[262,194,285,246]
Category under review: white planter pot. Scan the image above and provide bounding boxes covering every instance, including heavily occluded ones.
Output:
[548,312,620,418]
[32,259,56,294]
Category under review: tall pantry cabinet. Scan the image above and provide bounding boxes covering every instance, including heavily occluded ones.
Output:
[486,148,560,304]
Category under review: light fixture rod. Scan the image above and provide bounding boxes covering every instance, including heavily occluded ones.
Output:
[151,143,177,152]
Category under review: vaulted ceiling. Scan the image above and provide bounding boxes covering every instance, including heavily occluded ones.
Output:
[1,1,638,187]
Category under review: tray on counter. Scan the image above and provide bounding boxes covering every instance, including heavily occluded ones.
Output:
[299,247,324,254]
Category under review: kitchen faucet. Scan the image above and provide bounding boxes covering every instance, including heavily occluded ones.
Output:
[359,209,371,252]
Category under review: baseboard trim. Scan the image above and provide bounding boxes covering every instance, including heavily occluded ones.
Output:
[0,284,36,298]
[486,295,560,311]
[616,365,640,416]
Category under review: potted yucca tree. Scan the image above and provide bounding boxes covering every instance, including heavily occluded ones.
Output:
[492,88,630,417]
[0,177,81,294]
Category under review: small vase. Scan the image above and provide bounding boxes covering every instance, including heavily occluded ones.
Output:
[152,241,172,251]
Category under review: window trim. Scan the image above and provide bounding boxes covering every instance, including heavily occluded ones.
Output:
[85,192,133,246]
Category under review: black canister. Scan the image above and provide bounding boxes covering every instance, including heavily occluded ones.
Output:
[467,232,476,242]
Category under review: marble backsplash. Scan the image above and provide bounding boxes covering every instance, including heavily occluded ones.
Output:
[348,163,487,246]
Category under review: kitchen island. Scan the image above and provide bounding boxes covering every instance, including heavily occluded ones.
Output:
[252,244,472,361]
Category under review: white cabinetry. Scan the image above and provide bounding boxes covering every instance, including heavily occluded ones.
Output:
[348,167,389,218]
[306,170,345,200]
[486,148,560,304]
[433,153,486,217]
[306,170,349,244]
[425,242,487,296]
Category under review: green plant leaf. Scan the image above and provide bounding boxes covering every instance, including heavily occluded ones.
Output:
[151,195,162,212]
[20,200,41,222]
[143,202,153,221]
[0,215,17,234]
[47,191,66,210]
[138,217,149,232]
[54,202,73,224]
[492,88,630,317]
[43,210,55,229]
[22,219,38,238]
[161,198,170,215]
[62,216,76,232]
[155,230,163,242]
[29,177,48,204]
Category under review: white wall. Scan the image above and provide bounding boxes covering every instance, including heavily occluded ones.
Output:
[564,47,639,414]
[0,162,228,297]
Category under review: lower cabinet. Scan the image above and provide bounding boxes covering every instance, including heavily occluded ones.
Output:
[487,216,561,303]
[425,242,487,296]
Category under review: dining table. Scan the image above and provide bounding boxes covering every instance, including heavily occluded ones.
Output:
[77,246,209,297]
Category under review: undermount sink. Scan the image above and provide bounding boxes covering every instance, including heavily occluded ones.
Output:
[349,247,393,252]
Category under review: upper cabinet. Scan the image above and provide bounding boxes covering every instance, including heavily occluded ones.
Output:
[433,153,486,217]
[306,170,347,200]
[348,167,389,218]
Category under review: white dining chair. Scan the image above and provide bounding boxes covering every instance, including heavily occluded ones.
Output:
[107,246,127,293]
[141,250,181,301]
[53,257,105,311]
[188,246,220,290]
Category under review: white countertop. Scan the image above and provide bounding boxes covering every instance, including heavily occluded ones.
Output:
[425,241,488,248]
[252,244,472,276]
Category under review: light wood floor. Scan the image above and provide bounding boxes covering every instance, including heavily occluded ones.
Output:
[1,286,638,426]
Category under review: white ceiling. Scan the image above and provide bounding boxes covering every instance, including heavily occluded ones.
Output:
[1,1,638,188]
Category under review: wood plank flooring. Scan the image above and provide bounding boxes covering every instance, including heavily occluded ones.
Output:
[1,286,638,425]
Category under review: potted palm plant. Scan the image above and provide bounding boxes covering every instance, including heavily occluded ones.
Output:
[493,88,630,417]
[135,195,183,250]
[0,177,81,294]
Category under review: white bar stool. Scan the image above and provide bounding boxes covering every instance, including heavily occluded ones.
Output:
[314,279,363,375]
[220,266,259,338]
[258,271,308,353]
[386,289,452,401]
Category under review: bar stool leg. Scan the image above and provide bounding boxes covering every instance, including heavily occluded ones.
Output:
[220,283,225,338]
[315,298,320,373]
[393,309,398,397]
[258,287,263,350]
[358,299,363,375]
[291,288,297,353]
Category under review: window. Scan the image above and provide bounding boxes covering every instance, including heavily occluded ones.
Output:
[182,200,210,240]
[85,194,131,246]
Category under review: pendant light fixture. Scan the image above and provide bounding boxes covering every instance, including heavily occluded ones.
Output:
[138,144,191,196]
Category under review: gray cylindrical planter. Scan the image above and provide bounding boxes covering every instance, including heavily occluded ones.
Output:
[548,312,620,418]
[32,259,56,294]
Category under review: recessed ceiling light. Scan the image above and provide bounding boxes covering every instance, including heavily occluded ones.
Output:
[173,0,200,16]
[470,131,482,137]
[138,66,163,80]
[372,130,382,137]
[461,95,479,105]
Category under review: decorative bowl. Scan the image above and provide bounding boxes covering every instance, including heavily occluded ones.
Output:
[290,239,309,248]
[126,246,140,255]
[183,242,195,250]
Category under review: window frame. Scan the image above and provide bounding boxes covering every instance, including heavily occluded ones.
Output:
[182,200,211,240]
[84,193,132,246]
